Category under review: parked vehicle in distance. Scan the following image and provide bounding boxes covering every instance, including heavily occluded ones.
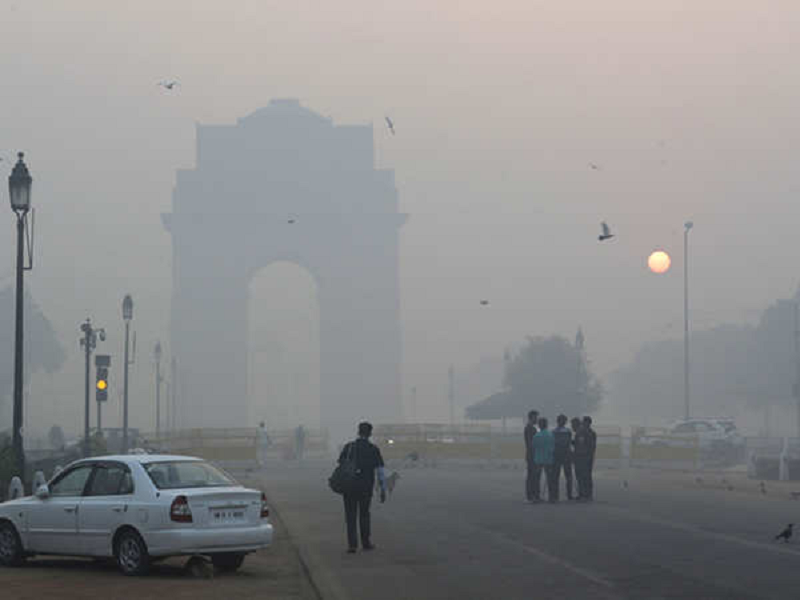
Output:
[0,454,272,575]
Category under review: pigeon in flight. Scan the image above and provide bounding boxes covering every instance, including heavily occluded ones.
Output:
[775,523,793,543]
[385,116,395,135]
[158,80,179,90]
[598,222,615,241]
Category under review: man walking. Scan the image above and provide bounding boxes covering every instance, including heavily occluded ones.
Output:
[552,414,574,501]
[524,410,539,502]
[531,417,556,503]
[338,422,387,553]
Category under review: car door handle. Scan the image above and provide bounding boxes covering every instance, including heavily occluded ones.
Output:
[112,506,124,513]
[64,506,77,513]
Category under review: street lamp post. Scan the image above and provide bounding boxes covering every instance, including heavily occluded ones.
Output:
[683,221,694,421]
[79,319,105,457]
[154,341,162,439]
[8,152,32,481]
[122,294,133,453]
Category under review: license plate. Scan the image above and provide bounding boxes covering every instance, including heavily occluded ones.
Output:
[211,509,245,523]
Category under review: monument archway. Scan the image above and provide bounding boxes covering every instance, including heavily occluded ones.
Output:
[163,99,404,439]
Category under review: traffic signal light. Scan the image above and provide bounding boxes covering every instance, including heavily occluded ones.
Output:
[95,354,111,402]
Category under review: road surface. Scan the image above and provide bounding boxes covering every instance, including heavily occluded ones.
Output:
[257,462,800,600]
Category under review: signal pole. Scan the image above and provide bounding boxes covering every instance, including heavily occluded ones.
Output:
[79,319,105,457]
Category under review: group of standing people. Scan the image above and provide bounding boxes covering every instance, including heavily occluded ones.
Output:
[524,411,597,503]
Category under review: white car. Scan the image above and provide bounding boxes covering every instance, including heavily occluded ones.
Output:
[0,454,273,575]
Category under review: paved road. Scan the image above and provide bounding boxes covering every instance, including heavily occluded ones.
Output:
[0,508,316,600]
[257,462,800,600]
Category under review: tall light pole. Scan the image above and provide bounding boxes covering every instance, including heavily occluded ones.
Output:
[79,319,105,457]
[171,356,177,431]
[154,341,162,439]
[8,152,32,480]
[683,221,694,421]
[122,294,133,453]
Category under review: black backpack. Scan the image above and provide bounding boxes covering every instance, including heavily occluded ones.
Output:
[329,442,359,495]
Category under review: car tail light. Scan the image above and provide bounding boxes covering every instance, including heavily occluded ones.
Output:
[260,492,270,519]
[170,495,193,523]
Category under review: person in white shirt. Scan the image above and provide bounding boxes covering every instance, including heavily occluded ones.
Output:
[257,421,271,467]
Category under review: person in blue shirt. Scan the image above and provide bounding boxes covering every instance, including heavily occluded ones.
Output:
[531,417,557,503]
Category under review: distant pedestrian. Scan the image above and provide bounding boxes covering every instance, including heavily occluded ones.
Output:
[531,417,557,503]
[524,410,539,502]
[295,425,306,460]
[339,422,387,553]
[573,417,596,501]
[569,417,582,497]
[257,421,271,467]
[552,414,574,501]
[583,416,597,500]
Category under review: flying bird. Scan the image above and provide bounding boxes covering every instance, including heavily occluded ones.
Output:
[480,300,490,306]
[775,523,793,543]
[385,116,395,135]
[598,222,615,241]
[158,80,179,90]
[288,218,296,224]
[588,162,601,171]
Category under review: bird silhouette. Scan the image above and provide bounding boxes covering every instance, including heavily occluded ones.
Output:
[385,116,395,135]
[288,218,296,224]
[479,300,489,306]
[598,222,615,241]
[588,162,601,171]
[158,80,179,90]
[775,523,793,542]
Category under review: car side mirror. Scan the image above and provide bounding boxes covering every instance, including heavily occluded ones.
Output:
[35,484,50,499]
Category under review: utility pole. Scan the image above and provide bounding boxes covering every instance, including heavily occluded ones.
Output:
[448,366,455,426]
[79,319,105,457]
[794,302,800,439]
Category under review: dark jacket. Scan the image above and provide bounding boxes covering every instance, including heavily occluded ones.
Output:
[524,422,538,461]
[553,426,572,461]
[339,437,384,495]
[573,427,597,459]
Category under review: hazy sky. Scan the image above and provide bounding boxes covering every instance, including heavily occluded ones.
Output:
[2,0,800,433]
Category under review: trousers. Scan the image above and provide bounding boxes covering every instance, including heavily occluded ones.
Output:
[574,456,594,499]
[525,459,537,501]
[343,492,372,548]
[552,455,573,500]
[532,463,557,501]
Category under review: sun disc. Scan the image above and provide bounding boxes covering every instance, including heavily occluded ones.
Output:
[648,250,671,274]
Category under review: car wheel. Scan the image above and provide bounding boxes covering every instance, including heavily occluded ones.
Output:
[116,530,150,576]
[0,521,25,567]
[211,552,246,572]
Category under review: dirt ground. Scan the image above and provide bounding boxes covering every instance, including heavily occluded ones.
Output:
[0,511,318,600]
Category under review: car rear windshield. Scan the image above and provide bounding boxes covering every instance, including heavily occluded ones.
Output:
[143,461,237,490]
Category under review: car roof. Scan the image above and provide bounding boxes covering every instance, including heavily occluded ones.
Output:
[70,454,205,466]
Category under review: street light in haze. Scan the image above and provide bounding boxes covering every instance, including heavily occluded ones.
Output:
[8,152,32,481]
[683,221,694,420]
[154,341,163,439]
[122,294,133,453]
